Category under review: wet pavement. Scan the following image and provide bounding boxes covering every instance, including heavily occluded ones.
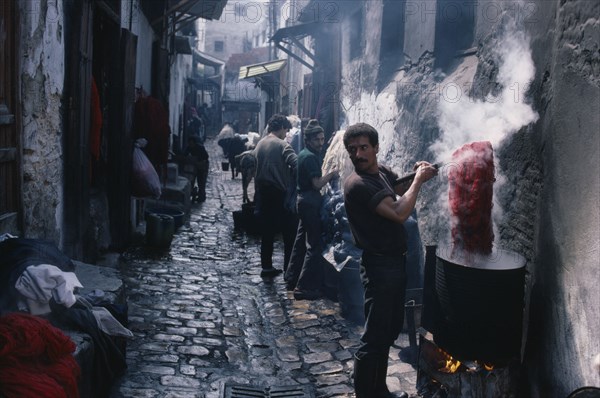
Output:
[109,140,419,398]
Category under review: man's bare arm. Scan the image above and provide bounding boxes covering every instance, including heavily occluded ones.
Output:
[376,163,438,223]
[311,168,339,190]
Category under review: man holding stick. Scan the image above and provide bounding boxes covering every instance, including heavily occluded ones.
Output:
[342,123,437,398]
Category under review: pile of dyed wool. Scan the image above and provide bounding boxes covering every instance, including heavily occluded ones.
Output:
[448,141,495,255]
[0,313,80,398]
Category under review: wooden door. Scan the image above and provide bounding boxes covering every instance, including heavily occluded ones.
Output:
[64,0,94,259]
[107,28,137,249]
[0,0,22,234]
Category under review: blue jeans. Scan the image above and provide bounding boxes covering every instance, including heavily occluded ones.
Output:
[356,251,407,358]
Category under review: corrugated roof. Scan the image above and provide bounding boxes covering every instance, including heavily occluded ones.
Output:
[238,59,287,80]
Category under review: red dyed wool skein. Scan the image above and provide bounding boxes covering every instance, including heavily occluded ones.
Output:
[0,313,80,398]
[448,141,495,255]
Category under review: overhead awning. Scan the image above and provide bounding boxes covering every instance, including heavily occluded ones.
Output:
[271,22,321,43]
[270,22,321,70]
[193,49,225,68]
[165,0,228,20]
[152,0,228,31]
[179,0,228,20]
[239,59,287,80]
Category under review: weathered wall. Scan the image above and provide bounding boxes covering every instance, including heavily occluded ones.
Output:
[524,1,600,395]
[333,0,600,395]
[403,0,436,63]
[169,54,193,138]
[18,0,65,244]
[128,0,155,93]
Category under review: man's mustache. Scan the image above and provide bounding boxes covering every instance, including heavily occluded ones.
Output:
[353,158,368,164]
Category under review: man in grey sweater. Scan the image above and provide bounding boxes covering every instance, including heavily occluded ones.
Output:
[254,114,297,277]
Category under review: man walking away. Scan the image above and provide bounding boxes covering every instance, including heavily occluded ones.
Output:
[342,123,437,398]
[254,114,297,278]
[183,136,209,203]
[285,119,338,299]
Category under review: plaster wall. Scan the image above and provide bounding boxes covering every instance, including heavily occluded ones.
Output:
[333,0,600,394]
[128,1,155,93]
[360,0,382,92]
[169,54,193,138]
[403,0,436,63]
[195,19,206,52]
[339,9,363,113]
[18,0,65,245]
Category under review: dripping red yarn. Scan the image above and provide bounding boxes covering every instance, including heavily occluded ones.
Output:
[448,141,495,255]
[0,313,80,398]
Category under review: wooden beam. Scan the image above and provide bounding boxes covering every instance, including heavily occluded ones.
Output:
[276,43,314,70]
[95,1,120,25]
[289,36,316,63]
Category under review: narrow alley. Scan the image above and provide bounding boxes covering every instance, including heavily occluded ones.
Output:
[109,139,418,398]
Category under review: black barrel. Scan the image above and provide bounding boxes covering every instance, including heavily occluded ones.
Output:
[433,246,526,363]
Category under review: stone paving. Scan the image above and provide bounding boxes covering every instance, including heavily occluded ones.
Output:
[109,140,419,398]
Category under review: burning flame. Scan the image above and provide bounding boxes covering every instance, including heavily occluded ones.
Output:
[483,363,495,371]
[437,348,462,374]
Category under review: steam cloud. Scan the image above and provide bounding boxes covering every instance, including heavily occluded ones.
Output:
[430,20,539,163]
[427,16,540,257]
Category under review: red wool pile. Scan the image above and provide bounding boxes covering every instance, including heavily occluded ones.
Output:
[448,141,495,255]
[0,313,80,398]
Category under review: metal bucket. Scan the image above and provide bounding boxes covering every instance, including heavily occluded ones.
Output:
[145,213,175,248]
[145,207,185,229]
[433,246,526,363]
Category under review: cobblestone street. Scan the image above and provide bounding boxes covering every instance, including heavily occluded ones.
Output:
[109,140,418,398]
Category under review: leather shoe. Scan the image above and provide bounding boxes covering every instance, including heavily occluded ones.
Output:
[260,267,283,277]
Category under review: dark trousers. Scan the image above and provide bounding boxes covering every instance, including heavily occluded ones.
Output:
[194,161,209,201]
[257,184,297,270]
[286,191,324,291]
[357,252,407,357]
[354,252,407,397]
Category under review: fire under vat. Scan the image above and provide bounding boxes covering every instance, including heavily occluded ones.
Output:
[416,142,527,398]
